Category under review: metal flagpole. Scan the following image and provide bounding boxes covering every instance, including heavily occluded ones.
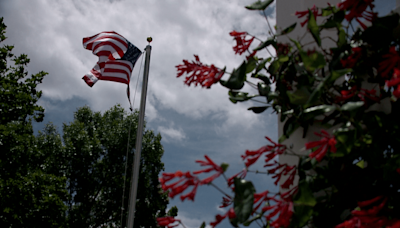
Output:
[127,44,152,228]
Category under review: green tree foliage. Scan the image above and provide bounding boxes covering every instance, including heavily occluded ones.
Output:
[0,17,168,227]
[60,105,168,228]
[0,17,68,227]
[0,20,45,125]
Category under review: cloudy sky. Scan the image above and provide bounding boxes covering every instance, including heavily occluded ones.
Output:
[0,0,396,227]
[0,0,278,227]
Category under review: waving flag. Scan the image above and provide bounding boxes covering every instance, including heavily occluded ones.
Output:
[82,31,142,87]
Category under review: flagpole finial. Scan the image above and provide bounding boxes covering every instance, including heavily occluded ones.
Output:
[147,37,152,43]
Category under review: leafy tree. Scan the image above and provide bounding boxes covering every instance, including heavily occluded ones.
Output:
[0,17,68,227]
[0,17,168,228]
[58,105,168,228]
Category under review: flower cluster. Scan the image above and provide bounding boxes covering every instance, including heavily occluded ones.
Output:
[305,130,337,162]
[194,155,224,184]
[262,196,294,228]
[159,155,225,202]
[176,55,225,88]
[241,136,287,167]
[252,190,269,213]
[341,47,363,69]
[219,195,233,208]
[379,46,400,78]
[229,30,255,55]
[387,68,400,98]
[336,196,400,228]
[209,208,236,228]
[295,5,321,27]
[386,68,400,92]
[160,170,199,201]
[338,0,376,29]
[171,1,400,227]
[336,85,380,103]
[378,46,400,98]
[265,161,296,189]
[156,216,181,228]
[227,169,247,187]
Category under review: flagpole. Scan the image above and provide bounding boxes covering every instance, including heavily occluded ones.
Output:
[127,44,152,228]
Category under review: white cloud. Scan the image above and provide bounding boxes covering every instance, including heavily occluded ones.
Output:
[176,212,212,228]
[216,204,227,213]
[1,1,278,227]
[158,125,186,143]
[1,0,275,132]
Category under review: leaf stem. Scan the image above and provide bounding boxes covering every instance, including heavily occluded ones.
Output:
[263,10,275,36]
[249,98,268,104]
[248,170,269,174]
[255,219,264,228]
[210,182,232,198]
[179,221,188,228]
[246,80,258,90]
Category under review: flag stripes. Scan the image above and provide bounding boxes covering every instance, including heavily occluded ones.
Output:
[82,31,142,87]
[102,60,133,84]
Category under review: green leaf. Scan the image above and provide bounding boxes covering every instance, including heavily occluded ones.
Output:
[287,87,310,105]
[334,129,355,153]
[246,57,257,73]
[278,134,288,143]
[254,39,276,51]
[280,23,297,35]
[221,163,229,172]
[321,20,338,29]
[356,160,365,169]
[304,105,336,114]
[167,206,178,217]
[299,51,325,72]
[267,91,279,103]
[252,73,271,84]
[294,180,317,207]
[245,0,274,10]
[322,6,336,16]
[330,69,352,83]
[282,109,294,115]
[330,151,345,157]
[306,69,350,106]
[340,101,364,112]
[307,10,321,46]
[375,114,383,127]
[290,38,302,50]
[337,28,346,47]
[255,58,272,73]
[282,116,299,139]
[268,59,281,75]
[220,61,247,90]
[248,106,270,114]
[278,55,289,62]
[228,91,255,104]
[243,213,263,226]
[363,134,373,144]
[199,222,206,228]
[289,205,313,228]
[322,110,340,125]
[304,105,336,120]
[232,178,256,226]
[333,10,345,24]
[258,82,270,96]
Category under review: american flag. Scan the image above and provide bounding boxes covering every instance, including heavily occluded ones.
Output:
[82,31,142,87]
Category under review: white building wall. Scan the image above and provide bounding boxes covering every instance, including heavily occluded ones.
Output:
[276,0,340,189]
